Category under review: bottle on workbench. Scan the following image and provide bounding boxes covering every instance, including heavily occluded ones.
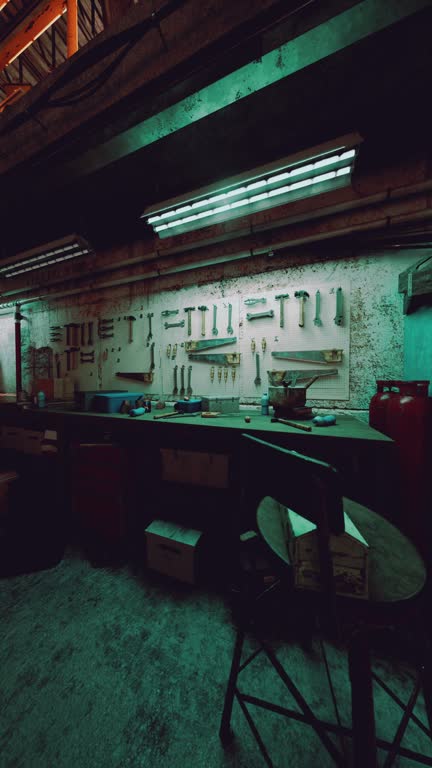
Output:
[261,392,269,416]
[37,391,46,409]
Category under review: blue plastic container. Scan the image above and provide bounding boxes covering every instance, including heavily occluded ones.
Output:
[261,392,269,416]
[76,390,129,412]
[174,398,202,413]
[93,392,145,414]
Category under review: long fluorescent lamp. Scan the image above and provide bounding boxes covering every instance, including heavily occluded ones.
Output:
[142,134,362,238]
[0,235,92,279]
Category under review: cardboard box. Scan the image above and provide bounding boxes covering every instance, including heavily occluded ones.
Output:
[22,429,44,455]
[160,448,229,488]
[62,379,75,400]
[1,426,25,452]
[53,379,64,400]
[145,519,203,584]
[286,507,369,599]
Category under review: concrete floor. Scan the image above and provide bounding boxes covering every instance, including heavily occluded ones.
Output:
[1,552,431,768]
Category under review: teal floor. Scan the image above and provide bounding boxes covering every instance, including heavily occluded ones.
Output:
[1,551,431,768]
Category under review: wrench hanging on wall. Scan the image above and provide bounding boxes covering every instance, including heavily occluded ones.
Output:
[187,365,193,396]
[334,287,343,325]
[227,303,233,335]
[212,305,218,336]
[147,313,154,345]
[180,365,185,398]
[313,290,322,326]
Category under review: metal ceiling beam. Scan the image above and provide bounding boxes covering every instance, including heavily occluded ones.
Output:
[73,0,432,178]
[66,0,78,56]
[0,0,293,174]
[0,0,67,73]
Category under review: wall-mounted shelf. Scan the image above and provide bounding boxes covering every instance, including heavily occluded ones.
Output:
[399,255,432,314]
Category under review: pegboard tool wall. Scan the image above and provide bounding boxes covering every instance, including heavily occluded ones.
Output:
[21,282,348,403]
[239,283,349,400]
[13,248,416,411]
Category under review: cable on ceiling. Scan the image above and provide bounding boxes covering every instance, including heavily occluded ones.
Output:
[0,0,317,130]
[0,0,190,133]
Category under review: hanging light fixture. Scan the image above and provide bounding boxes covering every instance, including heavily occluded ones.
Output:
[0,235,92,279]
[142,133,362,239]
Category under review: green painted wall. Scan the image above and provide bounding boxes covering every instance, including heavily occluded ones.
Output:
[404,305,432,395]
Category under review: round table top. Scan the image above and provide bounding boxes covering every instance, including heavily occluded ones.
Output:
[257,496,427,605]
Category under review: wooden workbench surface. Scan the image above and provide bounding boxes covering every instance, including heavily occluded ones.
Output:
[0,404,391,444]
[0,403,395,517]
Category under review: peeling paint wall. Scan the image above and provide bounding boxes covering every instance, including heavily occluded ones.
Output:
[0,315,16,394]
[1,248,422,414]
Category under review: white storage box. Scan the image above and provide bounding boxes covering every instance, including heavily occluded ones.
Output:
[286,507,369,599]
[145,519,203,584]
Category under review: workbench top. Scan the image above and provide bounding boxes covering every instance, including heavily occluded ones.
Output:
[0,403,395,515]
[0,403,391,444]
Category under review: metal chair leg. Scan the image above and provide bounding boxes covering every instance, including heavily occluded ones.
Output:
[422,656,432,736]
[349,629,377,768]
[219,627,245,744]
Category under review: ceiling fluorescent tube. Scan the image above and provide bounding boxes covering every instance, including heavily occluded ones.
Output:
[0,235,92,278]
[143,136,361,238]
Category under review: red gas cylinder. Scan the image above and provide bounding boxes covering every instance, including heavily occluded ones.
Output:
[386,380,431,548]
[369,380,401,436]
[388,381,430,467]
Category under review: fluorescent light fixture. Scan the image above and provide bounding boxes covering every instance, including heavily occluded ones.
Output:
[142,134,362,238]
[0,236,92,279]
[0,1,11,10]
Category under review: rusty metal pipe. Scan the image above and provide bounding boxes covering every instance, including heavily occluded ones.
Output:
[67,0,78,57]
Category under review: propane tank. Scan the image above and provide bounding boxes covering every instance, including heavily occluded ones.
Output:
[369,380,400,436]
[387,380,431,548]
[388,381,430,468]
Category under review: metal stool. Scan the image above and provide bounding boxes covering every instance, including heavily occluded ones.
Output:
[219,435,431,767]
